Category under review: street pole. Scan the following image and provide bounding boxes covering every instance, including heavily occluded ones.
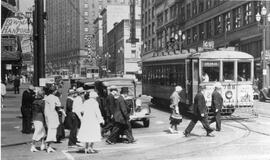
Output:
[262,18,267,88]
[33,0,45,86]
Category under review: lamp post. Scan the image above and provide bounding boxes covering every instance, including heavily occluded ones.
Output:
[256,5,270,88]
[105,52,111,77]
[174,30,186,53]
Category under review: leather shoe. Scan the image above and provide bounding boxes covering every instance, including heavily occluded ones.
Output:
[206,133,215,137]
[106,139,115,145]
[183,131,190,137]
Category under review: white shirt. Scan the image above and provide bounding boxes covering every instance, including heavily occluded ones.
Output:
[73,96,83,120]
[44,94,61,128]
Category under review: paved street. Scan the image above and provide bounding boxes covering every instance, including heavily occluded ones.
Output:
[1,82,270,160]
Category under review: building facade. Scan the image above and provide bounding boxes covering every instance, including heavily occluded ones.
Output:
[46,0,99,77]
[142,0,270,88]
[107,19,141,77]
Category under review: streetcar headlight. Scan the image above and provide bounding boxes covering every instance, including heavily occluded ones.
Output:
[225,91,233,99]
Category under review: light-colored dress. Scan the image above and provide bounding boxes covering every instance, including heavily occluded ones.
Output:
[44,94,61,142]
[77,98,104,143]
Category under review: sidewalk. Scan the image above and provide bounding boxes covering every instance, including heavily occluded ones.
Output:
[1,83,33,147]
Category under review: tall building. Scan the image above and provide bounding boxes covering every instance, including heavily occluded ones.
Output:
[99,1,141,76]
[141,0,156,59]
[46,0,99,77]
[142,0,270,88]
[107,19,141,77]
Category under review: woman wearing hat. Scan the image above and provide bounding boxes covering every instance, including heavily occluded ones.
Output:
[44,86,64,153]
[77,91,104,154]
[30,89,46,152]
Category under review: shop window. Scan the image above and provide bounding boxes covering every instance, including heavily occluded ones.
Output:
[233,7,241,29]
[223,62,235,82]
[224,12,231,32]
[202,61,220,82]
[238,62,251,81]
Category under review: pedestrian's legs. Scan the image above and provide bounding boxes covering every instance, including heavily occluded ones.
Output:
[123,122,135,143]
[200,117,214,133]
[184,118,198,135]
[68,115,79,146]
[107,123,122,143]
[30,140,38,152]
[215,112,221,131]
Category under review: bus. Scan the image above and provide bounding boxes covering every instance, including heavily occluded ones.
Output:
[142,48,254,115]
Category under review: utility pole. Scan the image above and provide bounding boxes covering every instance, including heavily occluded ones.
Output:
[33,0,45,86]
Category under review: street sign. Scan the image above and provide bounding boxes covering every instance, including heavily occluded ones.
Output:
[202,41,214,49]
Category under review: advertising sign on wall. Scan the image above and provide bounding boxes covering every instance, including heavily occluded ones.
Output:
[1,18,31,35]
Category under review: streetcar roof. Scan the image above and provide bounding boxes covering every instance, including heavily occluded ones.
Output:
[143,50,253,62]
[188,50,254,59]
[143,53,190,62]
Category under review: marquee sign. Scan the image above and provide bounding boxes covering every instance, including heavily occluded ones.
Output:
[1,18,31,35]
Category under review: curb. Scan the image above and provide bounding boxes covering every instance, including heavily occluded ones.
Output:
[1,141,31,148]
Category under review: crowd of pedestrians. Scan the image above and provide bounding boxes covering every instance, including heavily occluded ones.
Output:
[169,82,223,137]
[20,83,136,154]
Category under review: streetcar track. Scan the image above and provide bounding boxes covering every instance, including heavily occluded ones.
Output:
[148,118,252,160]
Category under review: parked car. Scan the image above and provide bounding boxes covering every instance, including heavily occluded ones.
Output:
[94,77,151,127]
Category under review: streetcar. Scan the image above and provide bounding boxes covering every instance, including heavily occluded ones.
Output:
[142,48,254,116]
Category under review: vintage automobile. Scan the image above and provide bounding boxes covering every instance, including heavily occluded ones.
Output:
[87,77,151,127]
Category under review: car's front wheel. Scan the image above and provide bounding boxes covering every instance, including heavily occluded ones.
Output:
[143,119,150,128]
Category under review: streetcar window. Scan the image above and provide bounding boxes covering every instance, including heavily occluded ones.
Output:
[202,61,220,82]
[238,62,251,81]
[223,62,234,82]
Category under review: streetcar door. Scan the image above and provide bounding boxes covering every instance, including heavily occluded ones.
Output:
[185,59,192,104]
[192,59,199,103]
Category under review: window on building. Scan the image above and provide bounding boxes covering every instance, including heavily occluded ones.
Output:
[145,27,147,39]
[84,27,89,32]
[152,38,155,49]
[233,7,241,29]
[142,28,144,40]
[214,15,222,35]
[148,9,151,21]
[148,25,151,36]
[187,29,191,44]
[243,2,252,25]
[199,0,204,13]
[84,3,89,8]
[192,0,197,16]
[199,23,204,40]
[145,42,147,51]
[152,7,155,18]
[157,13,163,27]
[187,3,191,19]
[142,13,144,25]
[223,62,234,81]
[164,9,168,22]
[206,20,212,39]
[224,11,231,32]
[152,23,155,34]
[214,0,220,6]
[84,11,89,16]
[131,50,136,58]
[202,61,220,82]
[192,26,198,42]
[181,6,185,21]
[145,12,148,24]
[206,0,211,10]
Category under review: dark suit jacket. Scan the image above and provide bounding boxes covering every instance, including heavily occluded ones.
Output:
[114,95,129,124]
[65,97,73,114]
[193,92,207,117]
[106,93,115,116]
[211,90,223,111]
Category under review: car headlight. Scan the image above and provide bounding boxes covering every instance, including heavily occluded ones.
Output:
[225,91,233,99]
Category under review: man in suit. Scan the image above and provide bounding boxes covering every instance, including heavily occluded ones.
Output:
[106,87,135,144]
[209,82,223,131]
[14,75,20,94]
[183,85,214,137]
[21,85,35,134]
[102,86,118,136]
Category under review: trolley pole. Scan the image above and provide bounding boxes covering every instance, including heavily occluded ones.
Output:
[33,0,45,86]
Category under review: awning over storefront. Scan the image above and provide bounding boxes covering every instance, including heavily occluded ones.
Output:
[1,50,21,61]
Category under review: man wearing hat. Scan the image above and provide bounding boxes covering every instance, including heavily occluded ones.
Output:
[209,82,223,131]
[183,85,214,137]
[21,85,36,134]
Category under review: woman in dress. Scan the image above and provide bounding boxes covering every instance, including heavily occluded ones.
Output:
[77,91,104,154]
[30,89,46,152]
[44,86,65,153]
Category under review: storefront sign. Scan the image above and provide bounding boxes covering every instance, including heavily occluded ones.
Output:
[21,37,32,53]
[203,61,219,67]
[203,41,214,49]
[1,18,31,35]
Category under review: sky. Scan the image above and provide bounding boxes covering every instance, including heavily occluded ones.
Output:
[18,0,34,12]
